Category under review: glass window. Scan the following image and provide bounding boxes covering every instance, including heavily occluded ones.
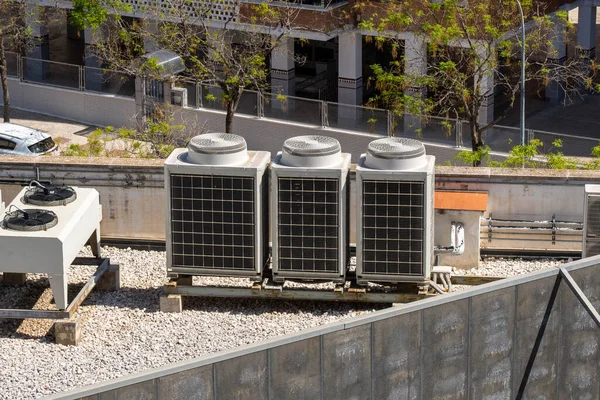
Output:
[0,139,16,150]
[28,137,55,153]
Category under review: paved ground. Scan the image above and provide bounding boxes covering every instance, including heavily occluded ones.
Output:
[0,107,93,147]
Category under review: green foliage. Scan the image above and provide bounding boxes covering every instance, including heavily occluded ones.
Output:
[61,108,189,159]
[454,145,491,166]
[501,138,543,168]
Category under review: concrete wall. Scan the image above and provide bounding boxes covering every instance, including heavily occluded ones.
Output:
[1,158,599,251]
[44,256,600,400]
[435,210,482,269]
[2,78,136,128]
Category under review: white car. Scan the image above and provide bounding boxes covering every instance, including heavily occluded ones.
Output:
[0,123,57,156]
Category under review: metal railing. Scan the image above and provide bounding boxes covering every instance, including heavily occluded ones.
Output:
[7,52,600,155]
[6,52,135,97]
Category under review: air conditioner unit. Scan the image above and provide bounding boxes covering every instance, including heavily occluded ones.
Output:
[356,137,435,285]
[164,133,270,280]
[271,135,351,283]
[582,184,600,257]
[170,87,188,107]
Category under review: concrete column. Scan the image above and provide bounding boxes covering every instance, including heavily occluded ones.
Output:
[84,27,103,91]
[143,19,160,53]
[545,13,567,103]
[270,36,295,96]
[577,6,596,88]
[337,30,362,105]
[403,34,428,134]
[24,5,50,81]
[476,67,495,127]
[577,6,596,59]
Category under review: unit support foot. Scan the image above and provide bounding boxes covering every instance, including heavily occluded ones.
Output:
[97,264,121,291]
[2,273,27,285]
[160,294,183,313]
[55,317,82,346]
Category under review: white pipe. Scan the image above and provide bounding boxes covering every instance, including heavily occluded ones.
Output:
[452,222,465,255]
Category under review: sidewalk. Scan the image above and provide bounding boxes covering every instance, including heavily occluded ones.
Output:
[0,107,94,147]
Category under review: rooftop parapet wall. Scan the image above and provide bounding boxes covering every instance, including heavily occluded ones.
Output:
[0,156,598,243]
[44,256,600,400]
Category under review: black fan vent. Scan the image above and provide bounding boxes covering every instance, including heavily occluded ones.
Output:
[361,180,424,276]
[24,185,77,206]
[170,174,256,270]
[3,209,58,231]
[277,177,339,272]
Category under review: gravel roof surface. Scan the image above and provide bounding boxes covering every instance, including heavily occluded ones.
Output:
[0,249,565,400]
[0,246,382,400]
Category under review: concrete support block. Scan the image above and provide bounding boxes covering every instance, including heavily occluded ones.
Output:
[545,13,567,103]
[2,273,27,285]
[160,294,183,313]
[97,264,121,291]
[55,317,82,346]
[178,275,193,286]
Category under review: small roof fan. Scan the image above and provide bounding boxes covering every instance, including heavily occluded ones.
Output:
[3,205,58,231]
[23,181,77,206]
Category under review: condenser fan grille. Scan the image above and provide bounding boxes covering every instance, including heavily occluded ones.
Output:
[361,180,424,276]
[170,174,255,270]
[3,209,58,231]
[586,241,600,257]
[277,177,339,272]
[24,185,77,206]
[587,196,600,236]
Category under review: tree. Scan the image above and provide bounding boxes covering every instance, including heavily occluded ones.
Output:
[358,0,598,165]
[72,0,307,133]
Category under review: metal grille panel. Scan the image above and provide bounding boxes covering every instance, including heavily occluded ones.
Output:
[362,180,424,276]
[278,177,339,272]
[587,195,600,236]
[170,174,255,270]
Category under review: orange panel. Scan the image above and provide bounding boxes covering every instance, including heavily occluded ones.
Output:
[434,191,488,212]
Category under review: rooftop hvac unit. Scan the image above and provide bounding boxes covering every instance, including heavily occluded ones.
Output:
[164,133,270,279]
[271,135,351,283]
[356,137,435,285]
[583,184,600,258]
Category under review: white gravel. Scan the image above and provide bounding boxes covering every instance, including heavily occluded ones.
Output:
[0,246,382,400]
[0,249,566,400]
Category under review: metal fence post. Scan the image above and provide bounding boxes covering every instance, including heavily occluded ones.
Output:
[196,83,202,108]
[455,120,463,147]
[321,101,329,127]
[387,111,394,136]
[257,92,264,118]
[79,66,85,91]
[17,55,22,81]
[527,129,534,144]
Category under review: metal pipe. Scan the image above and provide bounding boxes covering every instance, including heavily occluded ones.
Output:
[516,0,526,150]
[434,221,465,255]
